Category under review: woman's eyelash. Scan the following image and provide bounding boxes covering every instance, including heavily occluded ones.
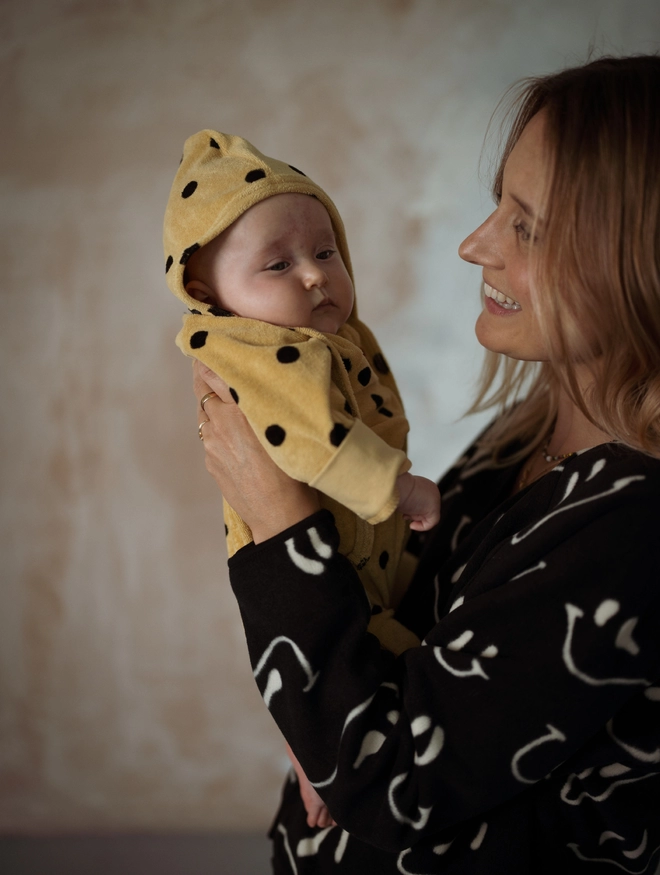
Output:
[513,222,532,242]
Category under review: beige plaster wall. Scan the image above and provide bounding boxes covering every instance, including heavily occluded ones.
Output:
[1,0,659,834]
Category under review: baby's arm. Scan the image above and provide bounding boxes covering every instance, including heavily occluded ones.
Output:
[396,472,441,532]
[285,742,336,829]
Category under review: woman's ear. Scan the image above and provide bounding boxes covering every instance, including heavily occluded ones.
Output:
[185,279,216,305]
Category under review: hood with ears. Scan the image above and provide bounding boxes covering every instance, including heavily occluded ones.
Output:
[163,130,361,322]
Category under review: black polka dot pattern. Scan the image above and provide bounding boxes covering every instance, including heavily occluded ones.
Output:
[371,394,383,407]
[371,604,383,615]
[276,346,300,363]
[190,331,208,349]
[379,551,389,569]
[245,169,266,183]
[189,308,201,315]
[379,408,393,417]
[266,425,286,446]
[358,366,372,386]
[208,304,233,317]
[229,388,239,404]
[330,423,348,446]
[289,165,306,176]
[210,138,220,149]
[373,352,390,375]
[342,357,352,372]
[165,255,173,273]
[224,524,229,536]
[182,181,198,198]
[344,399,353,415]
[180,243,200,265]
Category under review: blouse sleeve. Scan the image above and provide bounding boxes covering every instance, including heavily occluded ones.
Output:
[228,453,660,852]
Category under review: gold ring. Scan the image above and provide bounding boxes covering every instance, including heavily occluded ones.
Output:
[198,419,209,441]
[200,392,218,413]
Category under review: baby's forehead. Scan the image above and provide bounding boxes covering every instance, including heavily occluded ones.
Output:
[230,193,336,240]
[244,191,332,222]
[191,193,334,272]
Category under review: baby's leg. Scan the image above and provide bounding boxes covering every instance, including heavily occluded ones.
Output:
[285,742,336,829]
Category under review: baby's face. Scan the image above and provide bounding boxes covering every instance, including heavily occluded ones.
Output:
[186,193,354,334]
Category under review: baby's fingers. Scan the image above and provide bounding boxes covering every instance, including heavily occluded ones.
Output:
[408,508,440,532]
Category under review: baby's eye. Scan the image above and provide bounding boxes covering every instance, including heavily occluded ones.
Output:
[268,261,289,271]
[317,249,335,260]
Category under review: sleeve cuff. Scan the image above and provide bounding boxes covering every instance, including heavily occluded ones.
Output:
[309,419,409,523]
[228,509,338,569]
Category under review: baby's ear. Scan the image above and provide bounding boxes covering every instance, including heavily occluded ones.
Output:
[185,280,216,305]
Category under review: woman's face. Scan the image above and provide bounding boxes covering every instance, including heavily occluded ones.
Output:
[459,111,551,361]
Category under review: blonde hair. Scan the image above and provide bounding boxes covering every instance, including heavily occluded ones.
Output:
[469,55,660,463]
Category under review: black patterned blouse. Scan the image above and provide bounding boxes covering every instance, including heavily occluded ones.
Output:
[229,434,660,874]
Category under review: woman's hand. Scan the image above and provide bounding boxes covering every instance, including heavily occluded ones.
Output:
[193,361,320,542]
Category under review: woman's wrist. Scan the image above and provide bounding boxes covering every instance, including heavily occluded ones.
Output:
[250,483,321,544]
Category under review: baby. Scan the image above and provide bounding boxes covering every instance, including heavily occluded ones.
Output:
[163,131,440,824]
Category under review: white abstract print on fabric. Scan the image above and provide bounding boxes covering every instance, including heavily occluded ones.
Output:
[229,437,660,874]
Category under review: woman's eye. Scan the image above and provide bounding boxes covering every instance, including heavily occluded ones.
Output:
[269,261,289,271]
[513,222,531,243]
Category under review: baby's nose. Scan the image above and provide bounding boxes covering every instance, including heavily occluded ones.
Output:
[303,262,327,289]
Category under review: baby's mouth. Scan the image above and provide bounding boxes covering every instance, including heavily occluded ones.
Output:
[484,283,521,311]
[314,297,335,310]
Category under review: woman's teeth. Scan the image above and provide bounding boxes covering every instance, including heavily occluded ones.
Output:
[484,283,521,311]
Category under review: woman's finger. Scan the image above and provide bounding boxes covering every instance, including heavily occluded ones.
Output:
[192,360,234,405]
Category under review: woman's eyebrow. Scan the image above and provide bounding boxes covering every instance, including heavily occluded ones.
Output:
[510,193,534,216]
[510,192,545,226]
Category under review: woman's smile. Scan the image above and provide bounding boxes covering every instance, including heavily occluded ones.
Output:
[483,282,522,312]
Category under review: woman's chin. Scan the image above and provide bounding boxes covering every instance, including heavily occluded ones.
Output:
[475,314,510,355]
[475,313,547,361]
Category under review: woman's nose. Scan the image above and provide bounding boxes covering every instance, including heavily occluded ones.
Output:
[458,211,503,269]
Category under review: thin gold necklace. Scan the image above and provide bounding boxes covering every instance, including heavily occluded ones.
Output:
[517,437,575,491]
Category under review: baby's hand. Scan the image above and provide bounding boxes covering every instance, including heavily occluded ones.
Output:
[285,742,336,829]
[396,473,441,532]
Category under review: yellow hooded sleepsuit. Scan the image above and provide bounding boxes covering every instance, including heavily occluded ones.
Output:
[163,130,419,653]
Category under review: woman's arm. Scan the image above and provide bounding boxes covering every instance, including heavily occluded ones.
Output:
[227,461,660,851]
[195,362,660,849]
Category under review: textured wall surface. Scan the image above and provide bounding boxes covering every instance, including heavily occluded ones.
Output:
[2,0,659,834]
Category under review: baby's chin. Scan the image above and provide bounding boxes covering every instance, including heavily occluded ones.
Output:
[306,308,345,334]
[224,305,345,335]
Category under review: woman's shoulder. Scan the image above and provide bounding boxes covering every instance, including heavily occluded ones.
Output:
[462,441,660,587]
[593,440,660,476]
[546,441,660,507]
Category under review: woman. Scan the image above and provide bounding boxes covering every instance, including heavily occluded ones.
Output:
[194,55,660,872]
